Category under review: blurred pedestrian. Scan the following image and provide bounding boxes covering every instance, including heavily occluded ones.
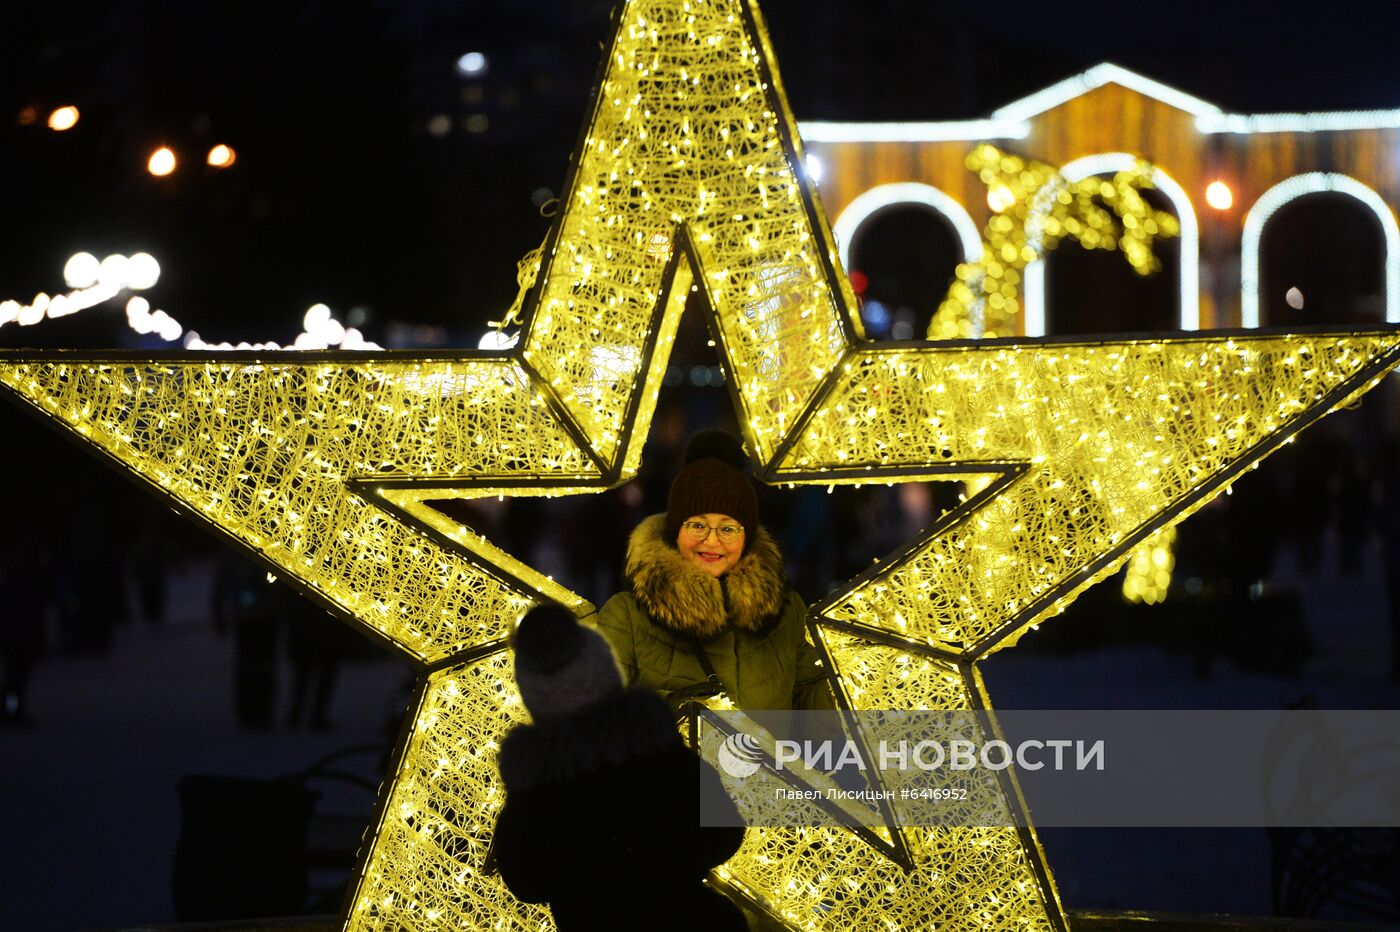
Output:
[213,555,286,730]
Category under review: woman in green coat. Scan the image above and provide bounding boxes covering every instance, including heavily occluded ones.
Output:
[595,431,834,711]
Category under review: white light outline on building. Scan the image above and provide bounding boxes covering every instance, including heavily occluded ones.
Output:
[1199,110,1400,134]
[803,62,1400,145]
[1240,172,1400,327]
[991,63,1223,124]
[832,182,983,269]
[1021,153,1199,337]
[799,119,1028,143]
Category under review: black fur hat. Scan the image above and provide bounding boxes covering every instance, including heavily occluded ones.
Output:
[512,603,622,721]
[665,429,758,544]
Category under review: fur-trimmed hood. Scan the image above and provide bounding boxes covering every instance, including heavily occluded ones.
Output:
[624,513,788,641]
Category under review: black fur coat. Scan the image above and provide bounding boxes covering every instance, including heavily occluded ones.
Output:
[493,687,748,931]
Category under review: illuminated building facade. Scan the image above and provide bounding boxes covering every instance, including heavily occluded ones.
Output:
[802,63,1400,337]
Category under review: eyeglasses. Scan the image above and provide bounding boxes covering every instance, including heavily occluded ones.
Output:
[681,520,744,544]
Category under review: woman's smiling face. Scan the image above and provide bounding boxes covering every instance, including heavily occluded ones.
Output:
[676,512,745,577]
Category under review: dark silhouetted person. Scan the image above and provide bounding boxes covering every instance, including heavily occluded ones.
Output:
[285,601,342,730]
[493,603,747,931]
[214,556,286,730]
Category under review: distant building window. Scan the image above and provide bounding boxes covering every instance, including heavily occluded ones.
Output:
[1260,192,1385,327]
[1238,173,1400,329]
[846,204,962,340]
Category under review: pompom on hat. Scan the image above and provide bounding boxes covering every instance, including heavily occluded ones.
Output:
[512,603,623,722]
[664,429,758,544]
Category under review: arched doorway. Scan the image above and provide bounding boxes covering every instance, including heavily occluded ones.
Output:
[1043,183,1181,335]
[845,203,965,340]
[1023,154,1199,336]
[1261,194,1384,326]
[833,183,979,339]
[1242,174,1396,328]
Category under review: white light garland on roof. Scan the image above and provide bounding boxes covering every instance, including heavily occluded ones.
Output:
[799,62,1400,145]
[799,119,1028,143]
[1199,110,1400,134]
[990,62,1224,123]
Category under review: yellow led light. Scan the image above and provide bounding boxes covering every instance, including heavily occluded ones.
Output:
[987,183,1016,213]
[1122,526,1176,604]
[2,1,1399,931]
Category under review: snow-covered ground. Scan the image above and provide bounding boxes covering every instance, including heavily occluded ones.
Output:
[1,537,1396,930]
[0,559,412,931]
[982,536,1400,919]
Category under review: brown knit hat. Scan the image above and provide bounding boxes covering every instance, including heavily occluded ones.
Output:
[664,430,758,545]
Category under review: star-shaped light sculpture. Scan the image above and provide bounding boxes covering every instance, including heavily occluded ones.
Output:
[4,1,1400,929]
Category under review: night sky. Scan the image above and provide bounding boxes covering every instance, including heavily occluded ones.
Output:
[4,0,1400,348]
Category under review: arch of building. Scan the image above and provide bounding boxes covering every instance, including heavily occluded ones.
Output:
[831,181,982,275]
[830,182,984,336]
[1240,172,1400,328]
[1022,153,1199,337]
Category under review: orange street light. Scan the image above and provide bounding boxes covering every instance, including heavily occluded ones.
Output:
[207,144,236,168]
[48,106,80,131]
[148,146,177,176]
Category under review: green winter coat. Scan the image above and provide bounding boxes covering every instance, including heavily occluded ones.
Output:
[595,515,834,711]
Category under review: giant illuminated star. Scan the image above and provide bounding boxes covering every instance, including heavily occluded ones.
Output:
[4,0,1399,929]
